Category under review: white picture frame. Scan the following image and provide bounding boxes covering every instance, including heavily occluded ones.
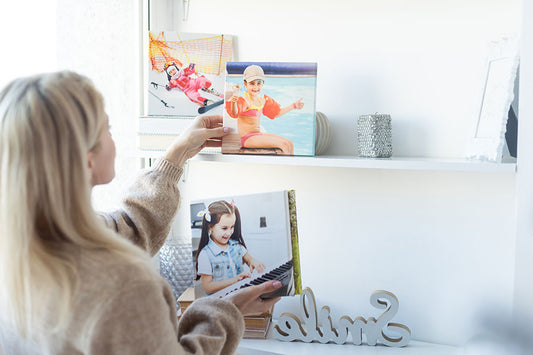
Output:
[465,36,520,163]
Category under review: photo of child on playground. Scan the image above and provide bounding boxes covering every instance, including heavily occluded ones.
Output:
[190,191,298,298]
[222,62,318,156]
[163,61,222,108]
[147,31,233,116]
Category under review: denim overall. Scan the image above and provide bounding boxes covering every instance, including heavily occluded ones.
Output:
[204,239,246,283]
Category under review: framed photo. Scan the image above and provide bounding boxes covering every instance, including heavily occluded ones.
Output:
[465,36,520,162]
[222,62,318,156]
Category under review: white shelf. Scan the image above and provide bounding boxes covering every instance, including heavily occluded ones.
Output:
[134,150,517,173]
[238,338,460,355]
[237,321,461,354]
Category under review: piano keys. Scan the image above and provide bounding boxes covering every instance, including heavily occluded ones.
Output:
[212,259,294,299]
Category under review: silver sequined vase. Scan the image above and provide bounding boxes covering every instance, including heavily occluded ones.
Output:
[159,240,194,303]
[357,114,393,158]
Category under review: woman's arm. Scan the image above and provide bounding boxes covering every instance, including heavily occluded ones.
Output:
[164,114,228,168]
[87,276,245,355]
[98,159,182,256]
[99,116,229,256]
[87,271,282,354]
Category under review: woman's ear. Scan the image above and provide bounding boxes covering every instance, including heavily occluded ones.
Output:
[87,151,95,184]
[87,151,94,170]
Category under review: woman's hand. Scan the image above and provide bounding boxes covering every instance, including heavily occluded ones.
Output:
[224,280,282,316]
[164,115,229,167]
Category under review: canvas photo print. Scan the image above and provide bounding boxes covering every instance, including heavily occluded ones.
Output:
[147,31,233,117]
[189,190,301,299]
[222,62,317,156]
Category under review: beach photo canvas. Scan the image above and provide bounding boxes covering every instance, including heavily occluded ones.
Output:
[222,62,317,156]
[147,31,233,117]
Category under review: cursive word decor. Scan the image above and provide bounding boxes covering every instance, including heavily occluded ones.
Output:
[273,287,411,347]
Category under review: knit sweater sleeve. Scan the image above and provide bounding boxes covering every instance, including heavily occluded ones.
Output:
[86,278,244,355]
[98,159,183,256]
[178,297,245,354]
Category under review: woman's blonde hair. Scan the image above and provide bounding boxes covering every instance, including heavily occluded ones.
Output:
[0,71,148,337]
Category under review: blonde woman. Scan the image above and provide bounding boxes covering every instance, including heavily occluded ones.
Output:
[0,71,281,354]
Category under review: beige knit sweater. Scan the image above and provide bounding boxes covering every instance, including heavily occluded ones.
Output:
[0,159,244,355]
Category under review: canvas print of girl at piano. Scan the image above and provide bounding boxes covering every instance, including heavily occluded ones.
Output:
[190,190,301,299]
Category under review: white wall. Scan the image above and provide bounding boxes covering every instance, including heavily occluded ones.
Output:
[56,0,142,211]
[159,0,521,346]
[0,1,57,88]
[513,0,533,321]
[176,161,516,346]
[173,0,521,159]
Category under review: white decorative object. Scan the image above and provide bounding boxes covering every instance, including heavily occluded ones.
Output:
[466,36,520,162]
[274,287,411,347]
[315,112,332,155]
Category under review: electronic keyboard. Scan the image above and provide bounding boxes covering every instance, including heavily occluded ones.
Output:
[212,259,294,299]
